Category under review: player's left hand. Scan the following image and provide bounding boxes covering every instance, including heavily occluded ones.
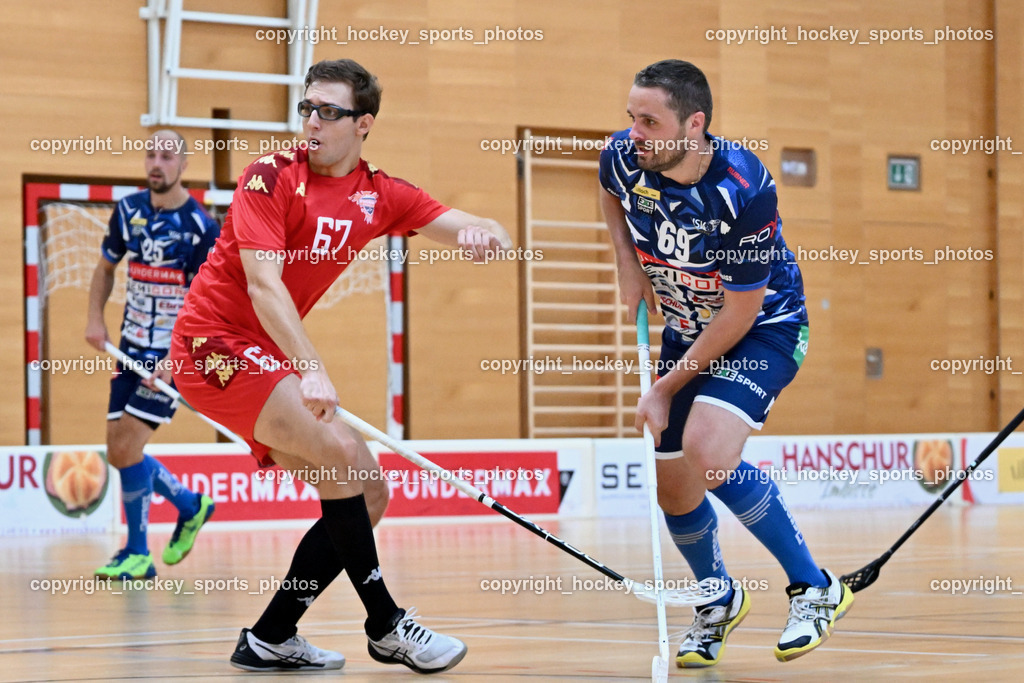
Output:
[459,225,510,263]
[635,382,672,447]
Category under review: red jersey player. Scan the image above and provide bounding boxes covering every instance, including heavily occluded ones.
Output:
[170,59,511,675]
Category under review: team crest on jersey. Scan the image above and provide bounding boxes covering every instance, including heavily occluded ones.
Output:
[349,191,379,224]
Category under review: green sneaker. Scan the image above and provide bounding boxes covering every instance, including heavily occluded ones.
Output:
[95,549,156,579]
[162,494,215,565]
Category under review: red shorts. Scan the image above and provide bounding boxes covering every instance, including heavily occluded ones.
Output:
[170,329,299,466]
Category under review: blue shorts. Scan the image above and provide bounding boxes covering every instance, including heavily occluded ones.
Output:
[107,342,177,429]
[654,323,809,456]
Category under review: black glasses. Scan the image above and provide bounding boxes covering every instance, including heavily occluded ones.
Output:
[297,100,368,121]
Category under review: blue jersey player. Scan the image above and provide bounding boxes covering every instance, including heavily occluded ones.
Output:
[86,130,219,580]
[599,60,853,667]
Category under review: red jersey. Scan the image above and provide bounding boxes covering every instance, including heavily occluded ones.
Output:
[177,149,447,336]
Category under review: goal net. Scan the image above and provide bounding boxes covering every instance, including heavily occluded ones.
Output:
[23,180,406,445]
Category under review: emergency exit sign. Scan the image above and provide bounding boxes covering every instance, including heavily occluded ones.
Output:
[888,155,920,191]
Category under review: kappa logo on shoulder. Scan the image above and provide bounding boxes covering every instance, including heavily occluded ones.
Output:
[245,175,269,193]
[349,191,379,224]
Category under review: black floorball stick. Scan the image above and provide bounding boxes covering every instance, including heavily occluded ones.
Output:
[335,406,729,608]
[841,405,1024,592]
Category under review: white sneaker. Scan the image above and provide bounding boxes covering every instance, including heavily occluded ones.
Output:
[229,628,345,671]
[775,567,854,662]
[367,607,467,674]
[676,586,750,668]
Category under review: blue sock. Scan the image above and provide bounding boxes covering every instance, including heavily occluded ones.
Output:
[119,459,153,555]
[145,455,200,517]
[710,461,824,587]
[664,497,734,606]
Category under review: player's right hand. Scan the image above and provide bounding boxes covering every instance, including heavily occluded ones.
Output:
[299,369,339,422]
[85,318,109,352]
[635,380,671,447]
[618,261,656,323]
[458,224,511,263]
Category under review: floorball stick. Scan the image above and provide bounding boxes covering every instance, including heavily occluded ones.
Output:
[104,341,249,448]
[335,405,729,608]
[841,404,1024,592]
[108,335,722,607]
[636,304,670,683]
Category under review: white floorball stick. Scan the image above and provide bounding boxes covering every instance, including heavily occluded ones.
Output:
[104,341,248,448]
[635,304,670,683]
[334,405,729,609]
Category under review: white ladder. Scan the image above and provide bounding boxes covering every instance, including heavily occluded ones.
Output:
[520,128,653,438]
[140,0,319,132]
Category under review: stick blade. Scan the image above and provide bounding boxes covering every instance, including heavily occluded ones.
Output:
[651,655,669,683]
[840,559,883,593]
[634,577,732,607]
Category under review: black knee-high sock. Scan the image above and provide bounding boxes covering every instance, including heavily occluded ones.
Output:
[251,518,343,644]
[319,495,400,640]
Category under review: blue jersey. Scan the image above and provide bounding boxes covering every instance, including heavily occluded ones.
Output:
[102,191,220,352]
[599,129,807,344]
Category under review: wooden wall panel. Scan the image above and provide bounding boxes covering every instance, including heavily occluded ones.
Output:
[0,0,1009,444]
[995,0,1024,424]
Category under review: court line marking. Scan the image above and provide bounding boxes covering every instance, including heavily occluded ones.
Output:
[3,613,1019,661]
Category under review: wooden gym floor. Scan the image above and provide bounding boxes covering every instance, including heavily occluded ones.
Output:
[2,505,1023,682]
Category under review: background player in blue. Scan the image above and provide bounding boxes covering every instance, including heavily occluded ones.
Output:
[599,60,853,666]
[85,130,218,580]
